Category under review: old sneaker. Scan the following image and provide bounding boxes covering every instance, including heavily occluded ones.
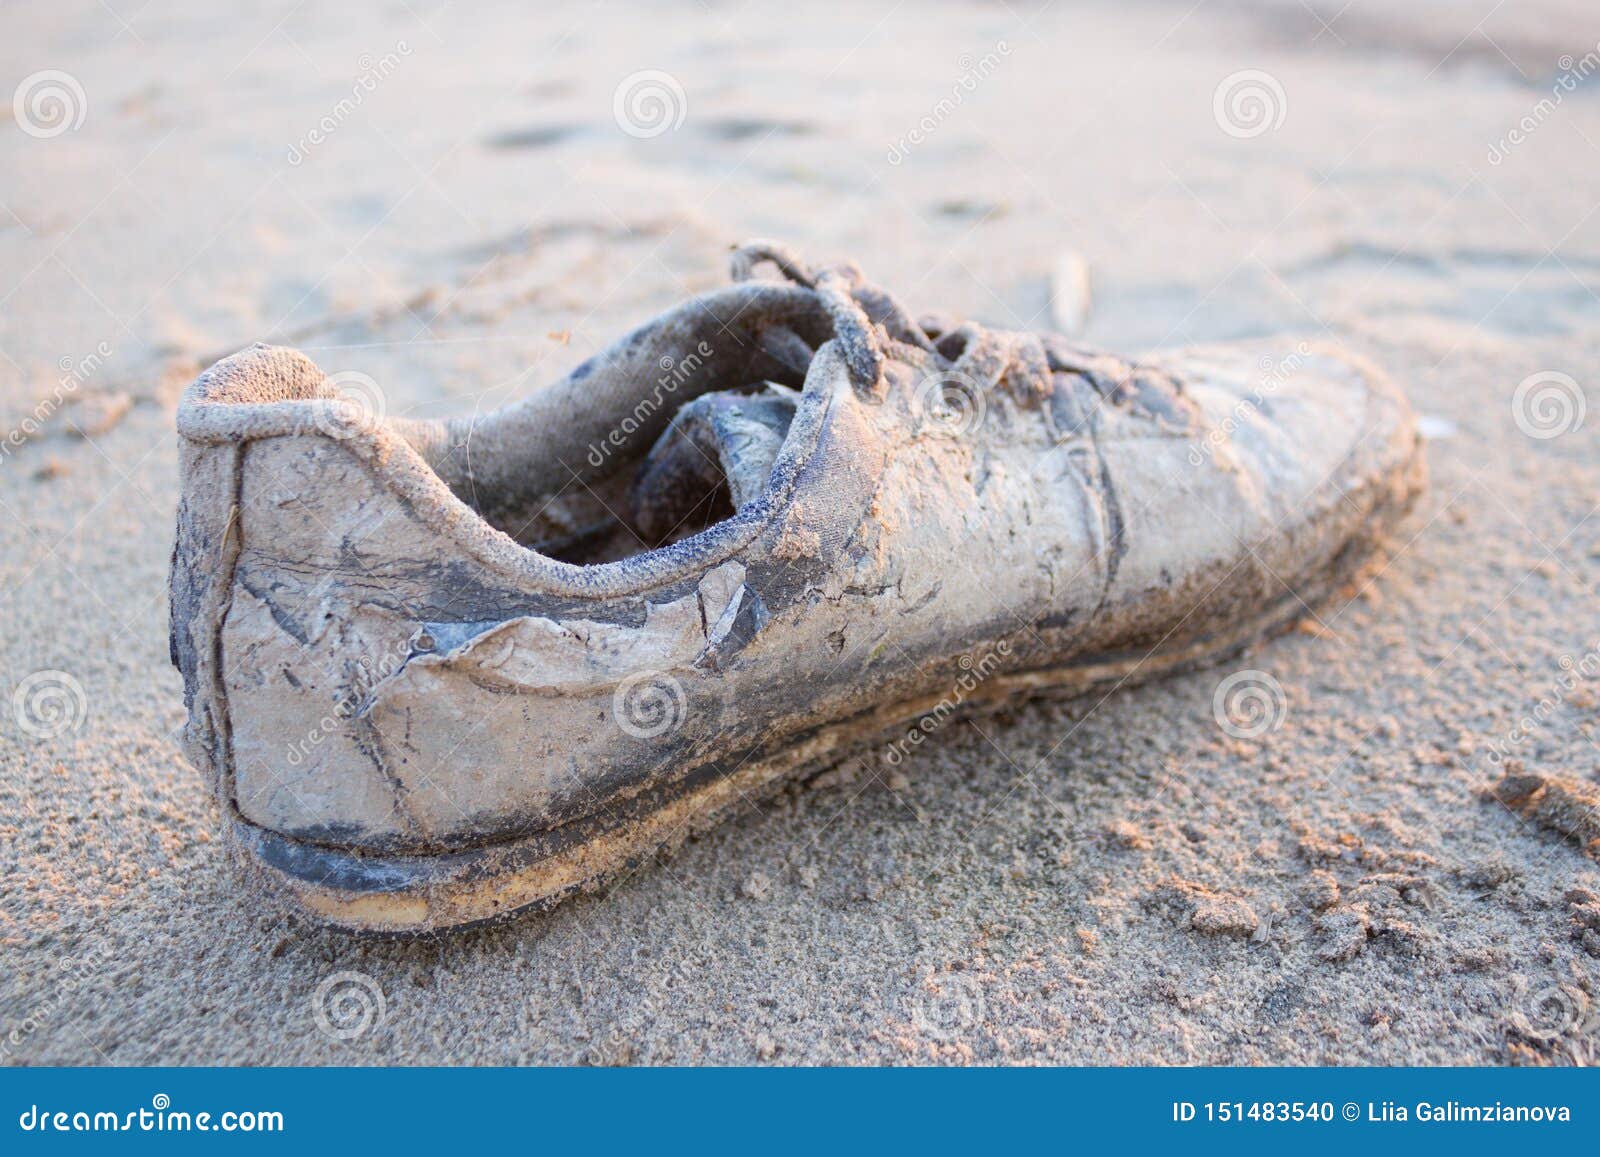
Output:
[170,241,1424,933]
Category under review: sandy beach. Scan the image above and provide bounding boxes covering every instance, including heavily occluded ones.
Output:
[3,0,1599,1064]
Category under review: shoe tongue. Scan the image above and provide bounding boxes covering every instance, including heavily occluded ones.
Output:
[628,384,799,545]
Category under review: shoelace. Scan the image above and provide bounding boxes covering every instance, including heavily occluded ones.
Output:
[730,240,1040,400]
[729,241,1190,427]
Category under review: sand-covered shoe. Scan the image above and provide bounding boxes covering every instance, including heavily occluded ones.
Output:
[169,241,1425,934]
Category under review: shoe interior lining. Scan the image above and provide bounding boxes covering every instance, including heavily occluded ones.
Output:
[397,291,834,565]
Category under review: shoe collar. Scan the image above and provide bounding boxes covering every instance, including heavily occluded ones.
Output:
[174,243,1040,603]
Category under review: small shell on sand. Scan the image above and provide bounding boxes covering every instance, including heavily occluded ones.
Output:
[1049,251,1092,336]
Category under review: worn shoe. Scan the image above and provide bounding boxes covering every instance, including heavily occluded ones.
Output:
[170,240,1424,933]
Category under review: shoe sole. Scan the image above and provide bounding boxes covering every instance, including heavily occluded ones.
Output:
[229,525,1397,935]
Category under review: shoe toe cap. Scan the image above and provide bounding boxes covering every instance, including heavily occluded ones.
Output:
[1165,339,1422,520]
